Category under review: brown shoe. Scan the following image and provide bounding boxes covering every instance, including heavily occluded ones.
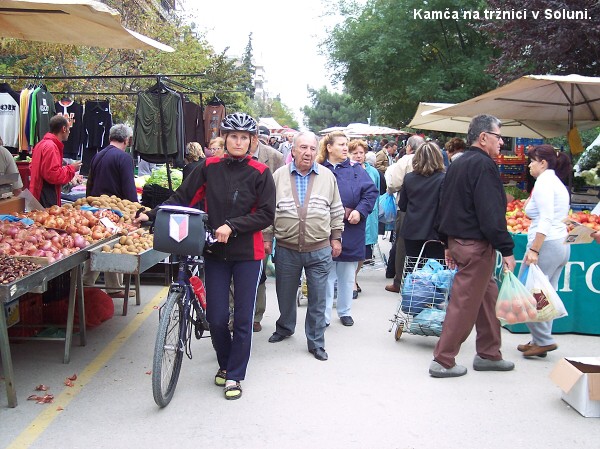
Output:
[109,291,135,298]
[385,283,400,293]
[517,342,534,352]
[523,343,558,358]
[253,322,262,332]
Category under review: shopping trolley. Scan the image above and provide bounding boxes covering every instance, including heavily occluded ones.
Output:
[388,240,455,341]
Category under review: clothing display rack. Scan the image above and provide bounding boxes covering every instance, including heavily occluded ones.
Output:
[1,73,245,190]
[0,73,244,108]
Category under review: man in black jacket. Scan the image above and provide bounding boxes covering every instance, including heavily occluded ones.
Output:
[430,114,516,378]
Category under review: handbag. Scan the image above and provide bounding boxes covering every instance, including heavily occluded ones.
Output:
[524,264,568,321]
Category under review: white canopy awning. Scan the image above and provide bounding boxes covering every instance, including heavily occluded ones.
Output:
[0,0,174,51]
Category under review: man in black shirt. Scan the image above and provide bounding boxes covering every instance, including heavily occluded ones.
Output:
[430,114,516,378]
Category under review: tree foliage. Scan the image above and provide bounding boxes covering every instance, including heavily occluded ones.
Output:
[252,97,299,130]
[301,87,367,131]
[481,0,600,84]
[240,33,256,99]
[324,0,497,126]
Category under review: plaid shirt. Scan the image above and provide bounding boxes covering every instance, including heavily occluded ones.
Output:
[290,161,319,206]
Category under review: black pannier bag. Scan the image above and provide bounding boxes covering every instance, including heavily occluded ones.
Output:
[153,205,207,256]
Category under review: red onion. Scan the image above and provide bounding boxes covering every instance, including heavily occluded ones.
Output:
[72,235,87,249]
[62,235,74,248]
[6,225,19,237]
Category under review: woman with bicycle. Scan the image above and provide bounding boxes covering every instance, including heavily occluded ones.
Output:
[138,113,276,400]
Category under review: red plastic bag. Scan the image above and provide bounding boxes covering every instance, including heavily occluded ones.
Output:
[495,270,538,324]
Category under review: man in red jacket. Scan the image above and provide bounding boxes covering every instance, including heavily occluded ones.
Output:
[29,115,82,207]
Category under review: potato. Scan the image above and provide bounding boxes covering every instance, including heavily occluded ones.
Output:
[101,245,111,252]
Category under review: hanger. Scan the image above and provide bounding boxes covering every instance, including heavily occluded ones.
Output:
[208,92,224,106]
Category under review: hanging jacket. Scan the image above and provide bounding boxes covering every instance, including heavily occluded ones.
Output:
[133,90,181,163]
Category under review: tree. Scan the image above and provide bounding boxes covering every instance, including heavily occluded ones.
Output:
[301,87,367,131]
[480,0,600,84]
[324,0,496,126]
[252,96,299,130]
[240,33,256,99]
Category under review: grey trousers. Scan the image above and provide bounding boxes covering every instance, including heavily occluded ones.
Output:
[274,246,332,350]
[518,238,570,346]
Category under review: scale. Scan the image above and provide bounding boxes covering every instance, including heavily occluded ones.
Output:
[0,173,19,199]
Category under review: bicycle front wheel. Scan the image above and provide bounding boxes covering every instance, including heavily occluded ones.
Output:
[152,289,185,407]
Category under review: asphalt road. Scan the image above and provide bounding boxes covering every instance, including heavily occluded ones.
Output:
[1,238,599,449]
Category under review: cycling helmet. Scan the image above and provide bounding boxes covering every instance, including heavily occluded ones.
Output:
[220,112,258,134]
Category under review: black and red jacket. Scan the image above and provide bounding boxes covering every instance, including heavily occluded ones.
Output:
[148,155,276,262]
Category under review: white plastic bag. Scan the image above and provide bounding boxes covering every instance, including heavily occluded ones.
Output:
[524,264,568,321]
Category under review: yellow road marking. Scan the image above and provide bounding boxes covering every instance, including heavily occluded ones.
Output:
[7,287,168,449]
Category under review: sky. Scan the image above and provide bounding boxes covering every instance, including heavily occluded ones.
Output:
[182,0,346,126]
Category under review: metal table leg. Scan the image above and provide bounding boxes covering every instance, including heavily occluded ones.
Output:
[77,264,87,347]
[135,274,141,306]
[64,265,86,364]
[122,274,132,316]
[0,302,17,407]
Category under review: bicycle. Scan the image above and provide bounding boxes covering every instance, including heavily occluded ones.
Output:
[151,205,211,408]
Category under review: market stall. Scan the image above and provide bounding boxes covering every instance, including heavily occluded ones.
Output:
[0,198,166,408]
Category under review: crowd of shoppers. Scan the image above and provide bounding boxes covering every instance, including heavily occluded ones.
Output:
[27,110,591,397]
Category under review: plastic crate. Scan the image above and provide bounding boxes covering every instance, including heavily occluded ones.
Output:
[495,154,527,164]
[16,161,30,189]
[7,293,43,338]
[141,184,174,209]
[499,164,526,174]
[571,203,595,212]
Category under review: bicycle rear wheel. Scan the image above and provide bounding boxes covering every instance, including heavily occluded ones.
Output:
[152,289,185,407]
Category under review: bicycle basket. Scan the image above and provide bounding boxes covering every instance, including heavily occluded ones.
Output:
[153,205,207,256]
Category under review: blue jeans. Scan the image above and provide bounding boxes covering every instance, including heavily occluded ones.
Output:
[274,246,332,350]
[325,261,358,323]
[204,259,261,381]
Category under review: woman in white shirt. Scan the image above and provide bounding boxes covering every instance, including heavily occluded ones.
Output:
[518,145,571,358]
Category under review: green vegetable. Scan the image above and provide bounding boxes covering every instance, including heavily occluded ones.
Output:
[504,185,528,200]
[145,166,183,189]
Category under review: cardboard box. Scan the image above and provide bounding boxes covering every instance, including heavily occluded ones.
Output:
[0,196,25,215]
[550,357,600,417]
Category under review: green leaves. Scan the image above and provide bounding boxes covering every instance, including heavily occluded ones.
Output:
[324,0,496,126]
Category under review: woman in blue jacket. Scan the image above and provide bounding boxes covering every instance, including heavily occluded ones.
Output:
[317,131,378,326]
[349,139,380,298]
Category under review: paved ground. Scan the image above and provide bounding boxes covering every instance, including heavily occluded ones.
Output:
[1,238,599,449]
